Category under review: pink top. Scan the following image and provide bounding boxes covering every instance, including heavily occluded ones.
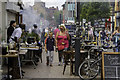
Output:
[57,32,69,48]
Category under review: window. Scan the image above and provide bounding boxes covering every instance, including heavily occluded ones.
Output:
[68,17,74,20]
[68,3,75,11]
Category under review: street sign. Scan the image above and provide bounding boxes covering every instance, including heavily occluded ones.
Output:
[102,52,120,80]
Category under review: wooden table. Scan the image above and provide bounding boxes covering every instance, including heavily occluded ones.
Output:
[0,54,18,57]
[0,50,22,79]
[63,49,89,75]
[63,50,75,75]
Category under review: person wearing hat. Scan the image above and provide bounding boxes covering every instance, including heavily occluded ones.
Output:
[56,25,70,66]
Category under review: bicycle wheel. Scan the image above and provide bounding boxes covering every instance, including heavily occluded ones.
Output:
[78,59,100,80]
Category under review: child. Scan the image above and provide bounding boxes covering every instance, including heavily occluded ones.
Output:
[45,32,55,66]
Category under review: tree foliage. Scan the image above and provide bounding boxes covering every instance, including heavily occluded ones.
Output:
[80,2,110,25]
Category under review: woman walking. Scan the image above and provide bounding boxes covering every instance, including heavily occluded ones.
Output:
[56,25,70,66]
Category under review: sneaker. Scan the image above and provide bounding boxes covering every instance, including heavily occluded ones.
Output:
[46,61,49,66]
[58,62,61,66]
[50,64,53,67]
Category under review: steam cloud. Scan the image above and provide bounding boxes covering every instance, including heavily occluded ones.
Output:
[21,5,49,31]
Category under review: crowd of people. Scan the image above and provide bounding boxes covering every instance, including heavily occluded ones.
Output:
[6,20,120,68]
[1,19,119,79]
[87,26,120,52]
[7,20,71,67]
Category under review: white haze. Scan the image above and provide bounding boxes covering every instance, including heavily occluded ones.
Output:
[21,6,50,31]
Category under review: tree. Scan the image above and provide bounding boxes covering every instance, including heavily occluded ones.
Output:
[80,2,110,25]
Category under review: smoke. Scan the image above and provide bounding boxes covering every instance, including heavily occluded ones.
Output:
[21,5,49,31]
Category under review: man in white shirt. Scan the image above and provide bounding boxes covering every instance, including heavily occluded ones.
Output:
[9,24,23,43]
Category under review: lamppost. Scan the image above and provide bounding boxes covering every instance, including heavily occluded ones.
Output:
[112,2,115,32]
[75,1,81,76]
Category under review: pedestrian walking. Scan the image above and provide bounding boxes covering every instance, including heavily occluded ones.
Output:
[56,25,70,66]
[45,32,55,66]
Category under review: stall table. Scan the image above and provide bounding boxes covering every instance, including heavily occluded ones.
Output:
[20,46,40,69]
[0,50,22,79]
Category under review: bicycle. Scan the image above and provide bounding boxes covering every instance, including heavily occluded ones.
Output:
[78,46,107,80]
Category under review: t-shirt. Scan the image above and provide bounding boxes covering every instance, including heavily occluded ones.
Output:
[32,28,38,34]
[46,37,55,51]
[9,27,22,42]
[32,28,41,35]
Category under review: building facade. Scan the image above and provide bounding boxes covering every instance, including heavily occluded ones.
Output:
[33,2,47,19]
[62,0,76,24]
[0,1,2,38]
[0,0,23,41]
[116,1,120,28]
[46,6,59,27]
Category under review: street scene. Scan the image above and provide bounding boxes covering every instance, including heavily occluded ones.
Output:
[0,0,120,80]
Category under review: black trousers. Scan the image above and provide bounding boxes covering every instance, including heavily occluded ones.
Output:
[58,50,63,62]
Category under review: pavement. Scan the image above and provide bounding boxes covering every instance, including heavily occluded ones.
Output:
[22,49,79,79]
[21,43,114,79]
[2,47,106,80]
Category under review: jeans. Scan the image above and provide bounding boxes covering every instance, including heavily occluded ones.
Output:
[47,51,54,64]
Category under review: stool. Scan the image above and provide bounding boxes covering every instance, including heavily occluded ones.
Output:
[63,50,75,75]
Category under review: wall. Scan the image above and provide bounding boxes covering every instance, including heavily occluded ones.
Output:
[0,2,2,79]
[33,2,47,19]
[7,11,16,27]
[0,1,2,37]
[1,2,18,41]
[2,2,7,41]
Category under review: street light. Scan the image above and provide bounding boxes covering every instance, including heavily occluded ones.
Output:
[75,2,81,76]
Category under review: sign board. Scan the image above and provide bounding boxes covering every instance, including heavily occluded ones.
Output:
[83,19,86,23]
[102,52,120,80]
